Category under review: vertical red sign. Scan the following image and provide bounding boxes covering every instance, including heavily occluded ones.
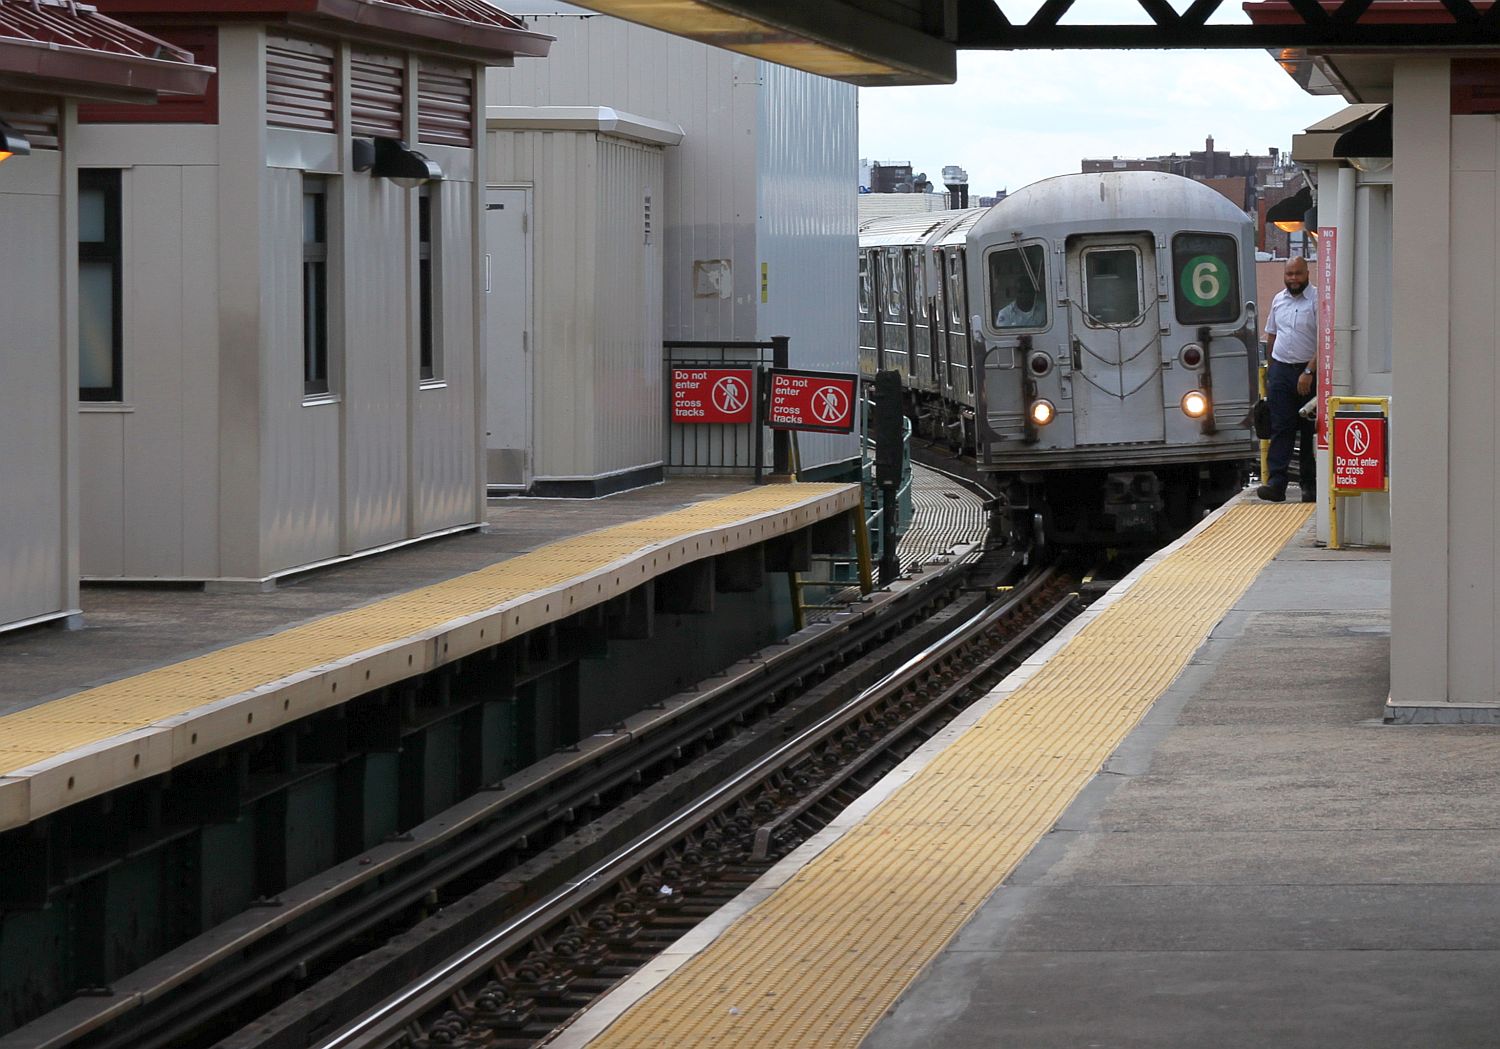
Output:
[1332,414,1387,492]
[1316,227,1337,449]
[671,368,755,424]
[767,370,858,433]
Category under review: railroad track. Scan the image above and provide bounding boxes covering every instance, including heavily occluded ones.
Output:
[297,567,1084,1049]
[21,544,1004,1049]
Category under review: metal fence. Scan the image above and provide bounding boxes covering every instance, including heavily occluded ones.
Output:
[663,338,788,481]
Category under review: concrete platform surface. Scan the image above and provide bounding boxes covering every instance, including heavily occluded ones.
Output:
[864,518,1500,1048]
[0,480,748,717]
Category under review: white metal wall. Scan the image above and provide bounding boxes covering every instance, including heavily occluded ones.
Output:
[755,62,860,471]
[73,128,223,578]
[74,27,486,581]
[487,12,861,473]
[0,145,76,626]
[487,127,664,481]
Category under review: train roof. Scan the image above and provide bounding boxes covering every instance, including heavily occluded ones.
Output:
[859,208,988,249]
[970,171,1249,241]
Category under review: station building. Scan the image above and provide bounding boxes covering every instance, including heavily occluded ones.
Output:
[1255,4,1500,720]
[70,0,550,584]
[485,5,860,492]
[0,0,209,633]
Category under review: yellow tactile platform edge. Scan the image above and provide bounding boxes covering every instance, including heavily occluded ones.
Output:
[582,501,1314,1049]
[0,483,859,829]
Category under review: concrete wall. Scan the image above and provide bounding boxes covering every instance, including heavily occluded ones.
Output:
[0,121,78,628]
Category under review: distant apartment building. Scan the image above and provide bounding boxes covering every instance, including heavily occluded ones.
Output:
[1082,136,1301,256]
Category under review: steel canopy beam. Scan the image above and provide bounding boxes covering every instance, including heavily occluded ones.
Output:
[564,0,1500,85]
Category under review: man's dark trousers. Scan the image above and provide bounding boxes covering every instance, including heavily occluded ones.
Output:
[1265,358,1315,495]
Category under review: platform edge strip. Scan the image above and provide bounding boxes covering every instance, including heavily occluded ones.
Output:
[578,501,1313,1049]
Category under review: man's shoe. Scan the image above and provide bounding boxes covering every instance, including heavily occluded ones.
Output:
[1256,484,1286,502]
[1301,490,1316,503]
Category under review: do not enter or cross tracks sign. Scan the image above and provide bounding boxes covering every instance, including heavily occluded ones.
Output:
[1332,412,1388,492]
[671,368,755,424]
[767,369,858,433]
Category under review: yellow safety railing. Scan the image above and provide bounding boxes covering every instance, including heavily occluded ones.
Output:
[1327,395,1390,551]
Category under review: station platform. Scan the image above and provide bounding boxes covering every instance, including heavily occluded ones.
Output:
[547,489,1500,1049]
[0,480,860,832]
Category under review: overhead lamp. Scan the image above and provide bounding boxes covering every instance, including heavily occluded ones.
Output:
[1333,105,1392,173]
[1267,185,1314,233]
[0,121,31,165]
[352,136,442,188]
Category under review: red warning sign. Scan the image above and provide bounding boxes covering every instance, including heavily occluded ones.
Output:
[1332,414,1387,492]
[767,369,858,433]
[671,368,754,424]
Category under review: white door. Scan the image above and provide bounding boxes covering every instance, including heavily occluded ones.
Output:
[484,187,532,490]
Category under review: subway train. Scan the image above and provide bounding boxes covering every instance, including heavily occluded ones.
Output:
[858,171,1258,548]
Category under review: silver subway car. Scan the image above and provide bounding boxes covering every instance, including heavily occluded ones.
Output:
[971,171,1256,545]
[859,172,1257,548]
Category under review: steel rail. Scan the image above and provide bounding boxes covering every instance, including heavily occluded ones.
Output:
[12,547,986,1049]
[315,567,1065,1049]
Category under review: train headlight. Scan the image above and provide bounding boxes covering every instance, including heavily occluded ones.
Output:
[1027,351,1053,377]
[1029,399,1056,426]
[1180,390,1210,419]
[1179,343,1205,370]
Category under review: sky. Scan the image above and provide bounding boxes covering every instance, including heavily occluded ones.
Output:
[858,28,1346,195]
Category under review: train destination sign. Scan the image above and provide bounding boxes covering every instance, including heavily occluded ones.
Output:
[768,369,858,433]
[1332,413,1387,492]
[671,368,754,424]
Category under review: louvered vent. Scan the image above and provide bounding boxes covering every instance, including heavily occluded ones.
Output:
[417,63,472,147]
[351,52,404,138]
[266,36,335,133]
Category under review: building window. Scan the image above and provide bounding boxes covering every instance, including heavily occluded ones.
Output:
[418,186,440,382]
[78,169,122,401]
[302,178,329,396]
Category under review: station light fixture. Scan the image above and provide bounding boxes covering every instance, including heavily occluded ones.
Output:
[1180,390,1210,419]
[1267,185,1314,234]
[0,121,31,165]
[1332,104,1392,173]
[352,136,442,188]
[1029,398,1056,427]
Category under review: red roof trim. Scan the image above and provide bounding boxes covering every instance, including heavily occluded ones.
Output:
[91,0,550,60]
[1246,0,1496,25]
[0,0,211,97]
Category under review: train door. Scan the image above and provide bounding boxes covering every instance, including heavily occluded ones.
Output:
[905,249,924,388]
[858,251,877,378]
[869,250,887,371]
[1065,234,1164,445]
[883,250,908,379]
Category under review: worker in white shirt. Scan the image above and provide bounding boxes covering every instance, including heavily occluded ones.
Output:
[1258,256,1318,502]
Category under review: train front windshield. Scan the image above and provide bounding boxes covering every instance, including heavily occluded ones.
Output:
[990,245,1048,330]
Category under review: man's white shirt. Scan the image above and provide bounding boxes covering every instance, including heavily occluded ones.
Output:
[995,300,1046,328]
[1264,284,1319,365]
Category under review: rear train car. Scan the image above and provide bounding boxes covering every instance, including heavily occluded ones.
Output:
[971,171,1257,546]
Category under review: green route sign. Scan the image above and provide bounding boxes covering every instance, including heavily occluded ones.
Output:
[1180,254,1231,308]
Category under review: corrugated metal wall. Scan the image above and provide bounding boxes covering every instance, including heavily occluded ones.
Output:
[487,11,860,473]
[77,154,222,577]
[413,180,480,531]
[0,148,73,625]
[261,165,341,570]
[755,62,860,471]
[487,127,664,482]
[592,136,664,477]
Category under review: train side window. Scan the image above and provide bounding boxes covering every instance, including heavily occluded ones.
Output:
[859,253,870,315]
[1171,233,1240,324]
[988,244,1047,330]
[948,252,964,326]
[887,253,905,317]
[910,252,926,319]
[1082,246,1143,326]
